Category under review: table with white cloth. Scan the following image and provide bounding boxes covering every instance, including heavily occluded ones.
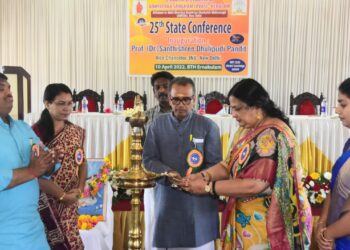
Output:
[24,112,350,173]
[79,183,114,250]
[24,112,350,250]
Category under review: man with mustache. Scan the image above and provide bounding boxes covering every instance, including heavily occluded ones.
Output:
[144,71,174,250]
[145,71,174,130]
[143,77,222,249]
[0,73,59,249]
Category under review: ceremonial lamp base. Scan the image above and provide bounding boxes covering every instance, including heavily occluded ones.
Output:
[110,109,167,250]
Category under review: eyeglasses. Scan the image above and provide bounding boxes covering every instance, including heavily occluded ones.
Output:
[52,101,74,108]
[170,96,194,105]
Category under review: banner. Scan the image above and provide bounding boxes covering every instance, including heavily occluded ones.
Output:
[129,0,250,76]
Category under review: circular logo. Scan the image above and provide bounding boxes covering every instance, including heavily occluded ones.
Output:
[137,18,146,26]
[74,148,84,166]
[191,153,200,163]
[238,144,250,165]
[186,149,203,168]
[230,34,244,44]
[225,59,246,73]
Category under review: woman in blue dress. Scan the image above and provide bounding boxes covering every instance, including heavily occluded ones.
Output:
[317,78,350,250]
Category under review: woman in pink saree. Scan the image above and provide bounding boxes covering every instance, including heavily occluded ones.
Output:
[32,83,87,250]
[185,79,312,249]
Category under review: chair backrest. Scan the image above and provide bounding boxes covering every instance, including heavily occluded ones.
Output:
[204,91,229,114]
[73,89,104,113]
[3,66,31,120]
[117,91,147,110]
[290,92,324,115]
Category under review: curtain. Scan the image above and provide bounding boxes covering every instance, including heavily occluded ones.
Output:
[0,0,349,113]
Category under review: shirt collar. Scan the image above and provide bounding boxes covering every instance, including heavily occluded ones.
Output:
[170,111,193,124]
[0,115,14,128]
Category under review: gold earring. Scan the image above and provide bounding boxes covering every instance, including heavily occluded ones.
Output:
[256,113,262,120]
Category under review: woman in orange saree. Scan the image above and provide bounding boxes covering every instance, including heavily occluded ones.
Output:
[32,83,87,250]
[184,79,312,249]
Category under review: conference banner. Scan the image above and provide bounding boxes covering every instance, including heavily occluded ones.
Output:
[129,0,250,76]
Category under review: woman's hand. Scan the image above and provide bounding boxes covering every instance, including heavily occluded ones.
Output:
[61,188,81,206]
[181,173,205,191]
[183,177,207,195]
[316,227,334,250]
[186,173,203,182]
[315,223,325,248]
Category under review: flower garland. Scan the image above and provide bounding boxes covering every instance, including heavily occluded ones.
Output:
[122,104,144,117]
[303,171,332,205]
[82,158,112,198]
[78,215,104,230]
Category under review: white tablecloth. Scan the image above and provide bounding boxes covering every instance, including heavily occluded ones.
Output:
[289,115,350,163]
[79,183,114,250]
[24,112,350,171]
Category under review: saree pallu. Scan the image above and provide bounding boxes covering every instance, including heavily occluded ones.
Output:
[38,192,70,250]
[329,144,350,250]
[34,123,86,250]
[222,119,312,250]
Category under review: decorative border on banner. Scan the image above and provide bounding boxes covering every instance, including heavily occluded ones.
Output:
[128,0,251,77]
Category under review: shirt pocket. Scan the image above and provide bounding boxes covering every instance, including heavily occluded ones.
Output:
[195,142,204,154]
[192,137,205,154]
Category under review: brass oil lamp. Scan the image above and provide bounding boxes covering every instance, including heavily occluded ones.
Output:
[110,96,169,249]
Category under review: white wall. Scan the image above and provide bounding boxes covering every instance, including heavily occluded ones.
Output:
[0,0,349,113]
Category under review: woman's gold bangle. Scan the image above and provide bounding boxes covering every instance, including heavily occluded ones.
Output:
[59,192,66,201]
[219,161,230,176]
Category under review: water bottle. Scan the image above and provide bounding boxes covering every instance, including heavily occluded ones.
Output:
[223,104,230,115]
[82,96,89,113]
[117,97,124,112]
[199,96,206,115]
[320,97,327,116]
[114,102,118,113]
